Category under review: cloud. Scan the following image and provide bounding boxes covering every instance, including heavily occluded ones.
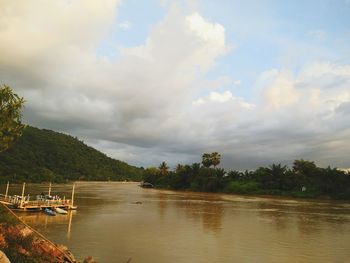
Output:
[1,2,350,170]
[261,70,300,110]
[0,2,231,163]
[118,21,132,30]
[193,91,234,105]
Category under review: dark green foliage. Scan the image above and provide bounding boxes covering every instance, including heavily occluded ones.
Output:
[0,204,18,226]
[0,84,25,153]
[0,126,143,183]
[143,157,350,200]
[2,247,41,263]
[224,181,260,194]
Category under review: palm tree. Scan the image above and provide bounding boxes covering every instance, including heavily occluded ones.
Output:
[202,153,212,168]
[159,161,169,176]
[215,168,226,178]
[191,163,201,173]
[176,164,184,174]
[266,164,287,189]
[211,152,221,168]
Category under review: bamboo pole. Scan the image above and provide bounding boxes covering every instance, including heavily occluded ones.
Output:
[48,182,52,196]
[71,183,75,207]
[5,181,9,199]
[20,182,26,207]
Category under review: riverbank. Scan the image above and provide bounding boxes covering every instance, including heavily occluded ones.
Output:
[145,182,350,202]
[0,203,78,263]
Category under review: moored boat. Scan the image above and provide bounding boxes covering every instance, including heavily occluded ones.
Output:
[44,208,56,216]
[55,207,68,214]
[139,182,154,188]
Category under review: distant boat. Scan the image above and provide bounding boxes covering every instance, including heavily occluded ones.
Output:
[44,208,56,216]
[139,182,154,188]
[55,207,68,214]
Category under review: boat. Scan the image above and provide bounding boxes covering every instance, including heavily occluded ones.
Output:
[55,207,68,214]
[44,208,56,216]
[139,182,154,188]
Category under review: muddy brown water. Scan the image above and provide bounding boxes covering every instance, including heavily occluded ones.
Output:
[2,182,350,263]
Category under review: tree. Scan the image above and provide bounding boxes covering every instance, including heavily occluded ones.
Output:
[211,152,221,168]
[175,164,185,174]
[202,153,212,168]
[267,163,287,189]
[293,159,317,175]
[159,161,169,176]
[293,159,318,186]
[215,168,226,178]
[0,85,25,152]
[202,152,221,168]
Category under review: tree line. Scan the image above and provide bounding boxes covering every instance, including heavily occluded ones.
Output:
[143,153,350,200]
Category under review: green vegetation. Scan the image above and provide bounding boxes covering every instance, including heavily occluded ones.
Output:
[0,126,143,183]
[0,84,25,153]
[143,153,350,200]
[0,204,17,226]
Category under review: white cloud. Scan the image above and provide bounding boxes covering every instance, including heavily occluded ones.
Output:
[193,91,233,105]
[118,21,132,30]
[262,70,300,110]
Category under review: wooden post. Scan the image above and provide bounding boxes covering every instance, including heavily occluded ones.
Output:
[67,211,73,239]
[71,183,75,207]
[20,182,26,208]
[5,181,9,199]
[48,182,52,196]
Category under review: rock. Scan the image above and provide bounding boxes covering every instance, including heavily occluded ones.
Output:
[0,251,10,263]
[0,233,5,247]
[83,256,98,263]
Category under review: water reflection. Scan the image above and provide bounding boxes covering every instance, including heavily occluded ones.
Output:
[17,210,76,238]
[256,202,289,231]
[156,192,168,219]
[174,199,224,234]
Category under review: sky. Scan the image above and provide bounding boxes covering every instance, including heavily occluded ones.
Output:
[1,0,350,170]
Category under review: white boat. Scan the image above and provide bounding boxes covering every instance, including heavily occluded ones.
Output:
[55,207,68,214]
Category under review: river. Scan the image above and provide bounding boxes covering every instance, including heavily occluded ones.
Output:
[2,182,350,262]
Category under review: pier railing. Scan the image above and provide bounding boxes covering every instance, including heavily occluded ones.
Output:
[0,182,76,210]
[0,194,12,205]
[0,195,73,209]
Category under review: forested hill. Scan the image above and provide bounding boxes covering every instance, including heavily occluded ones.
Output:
[0,126,143,183]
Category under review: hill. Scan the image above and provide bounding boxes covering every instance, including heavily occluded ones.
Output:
[0,126,143,183]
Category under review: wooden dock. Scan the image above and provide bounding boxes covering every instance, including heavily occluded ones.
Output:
[0,182,77,211]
